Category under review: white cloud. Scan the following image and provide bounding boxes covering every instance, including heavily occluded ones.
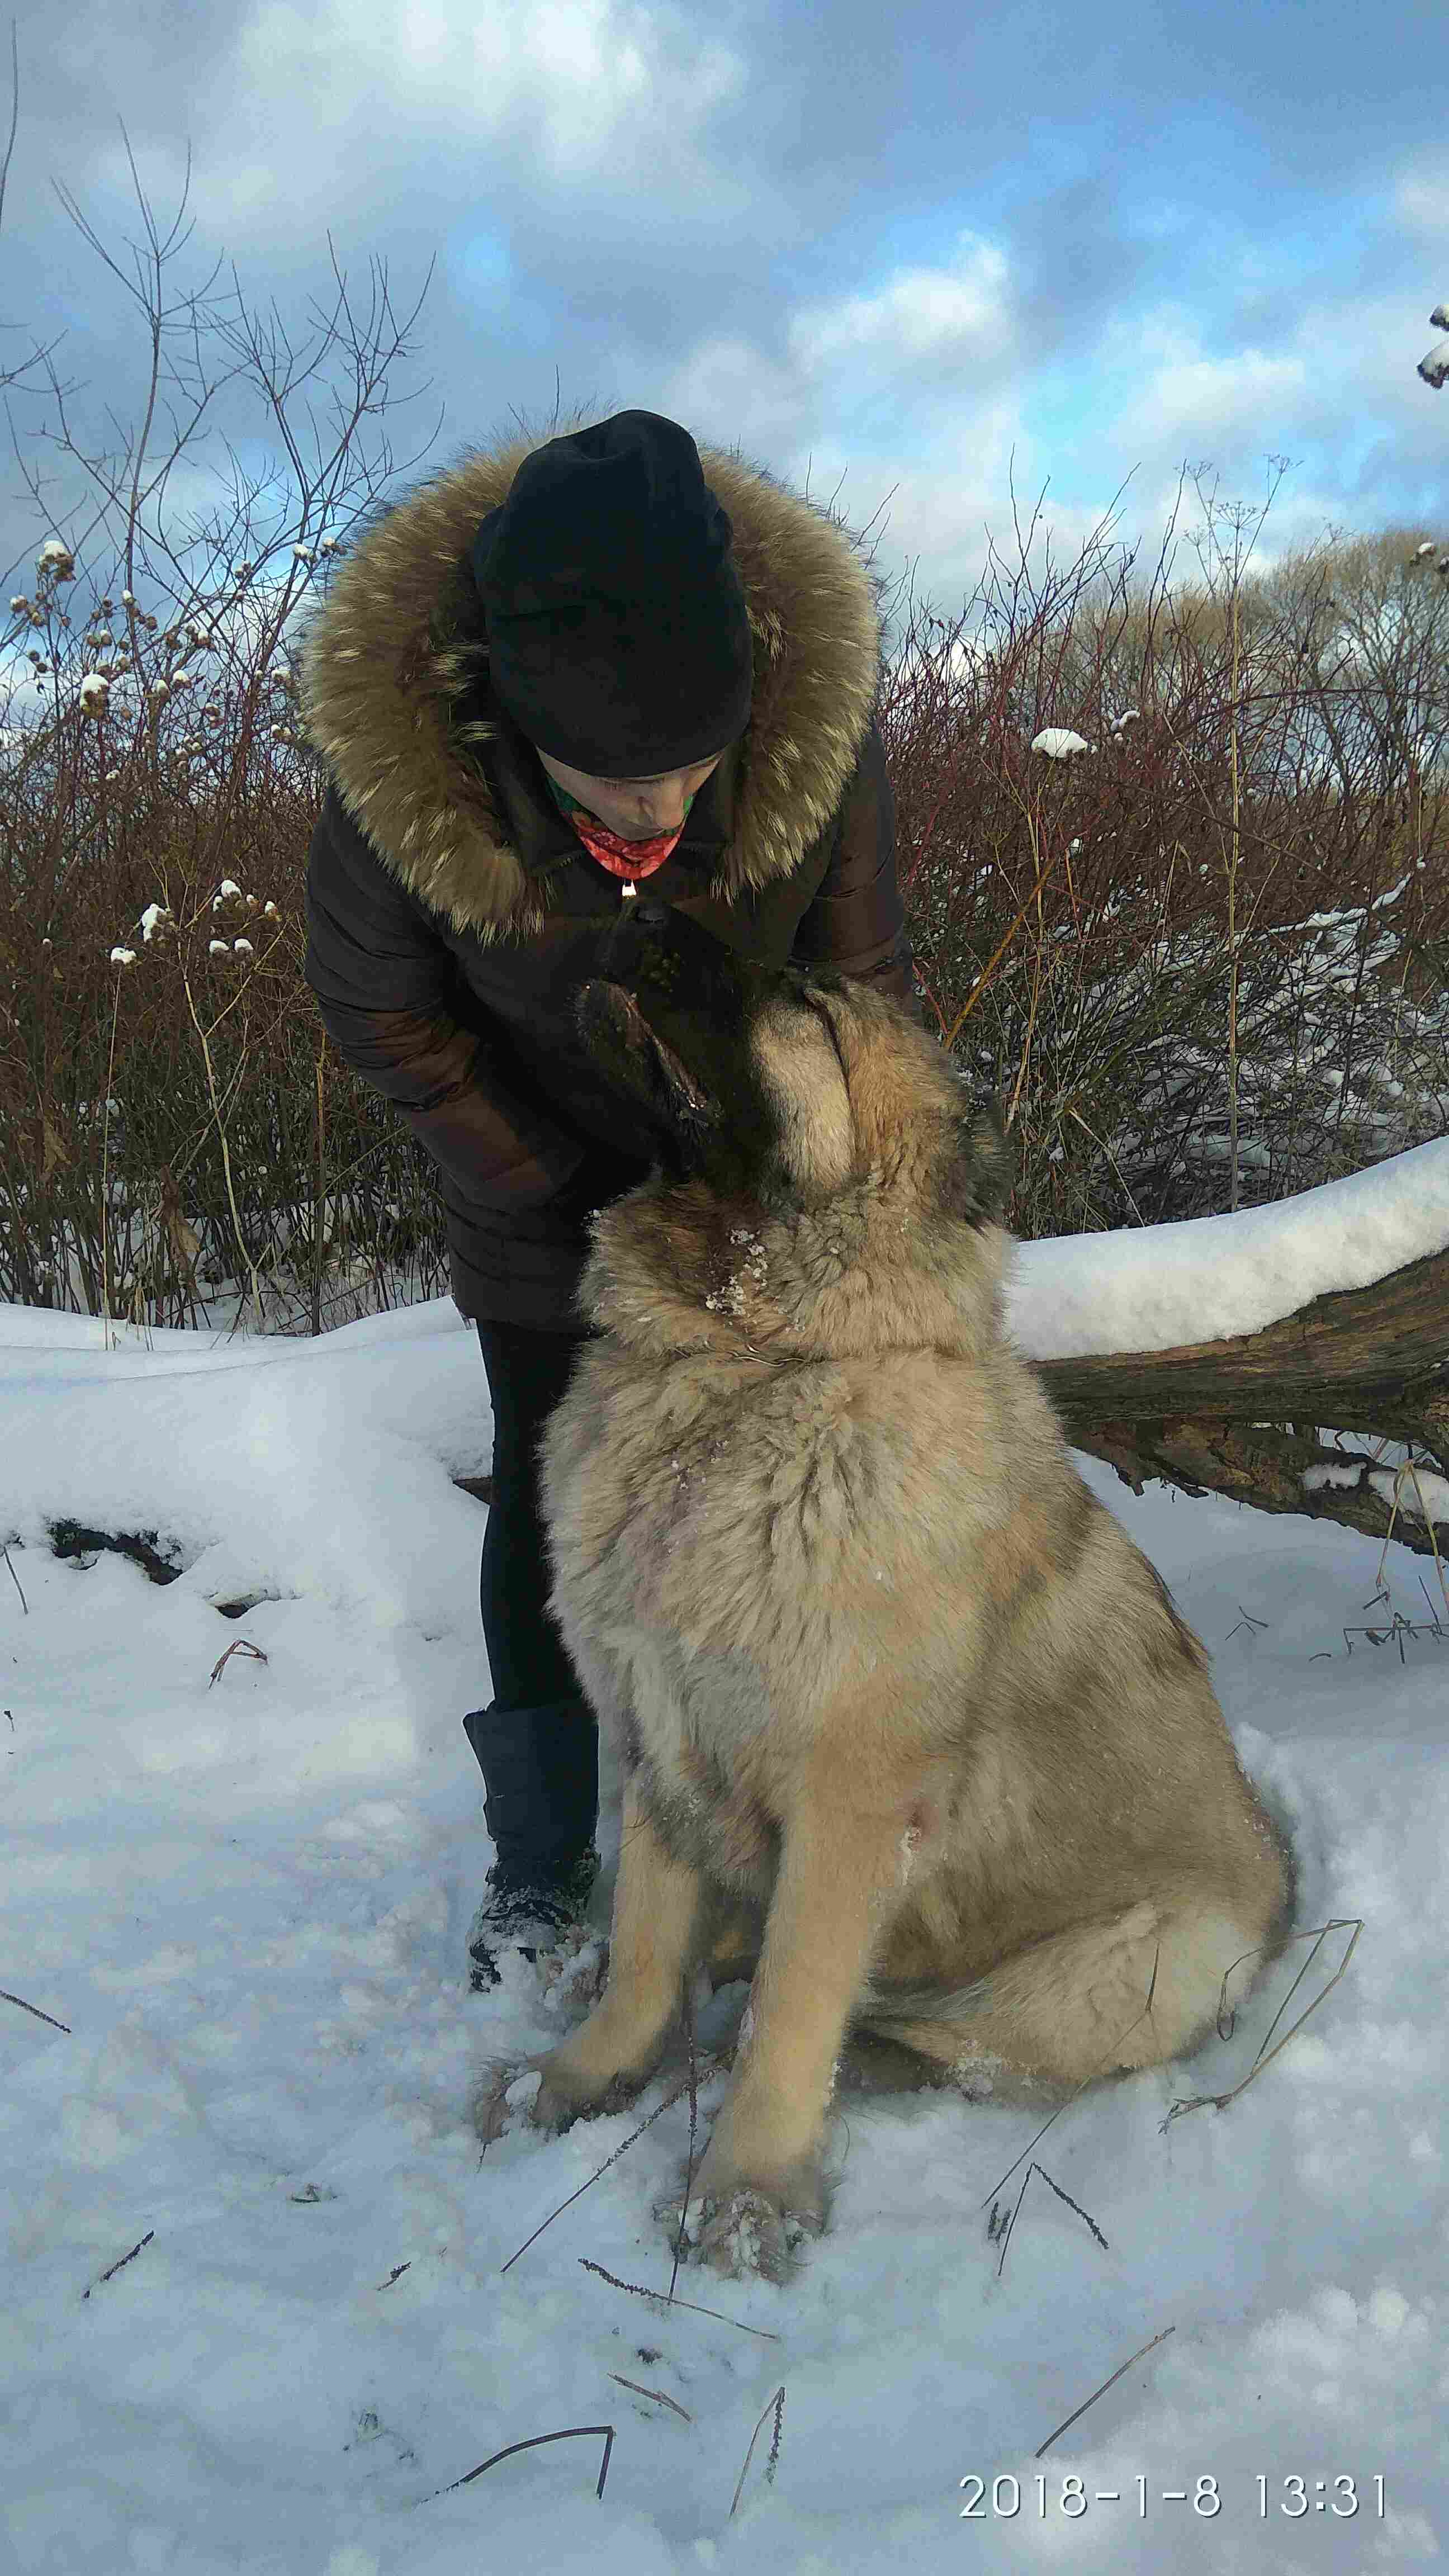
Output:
[1393,158,1449,242]
[788,233,1012,379]
[1104,306,1306,452]
[659,236,1018,489]
[223,0,746,199]
[657,338,809,461]
[655,312,1043,628]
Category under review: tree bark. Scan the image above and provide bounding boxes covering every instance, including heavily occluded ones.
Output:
[1035,1243,1449,1569]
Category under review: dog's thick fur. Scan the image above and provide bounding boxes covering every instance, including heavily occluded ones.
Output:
[473,905,1295,2277]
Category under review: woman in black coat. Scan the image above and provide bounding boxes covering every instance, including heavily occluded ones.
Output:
[301,409,922,1983]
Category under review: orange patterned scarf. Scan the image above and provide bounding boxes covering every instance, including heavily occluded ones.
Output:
[543,770,695,882]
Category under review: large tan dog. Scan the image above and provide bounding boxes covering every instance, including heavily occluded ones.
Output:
[474,902,1295,2279]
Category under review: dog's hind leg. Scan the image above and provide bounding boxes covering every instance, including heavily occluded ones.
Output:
[865,1896,1283,2097]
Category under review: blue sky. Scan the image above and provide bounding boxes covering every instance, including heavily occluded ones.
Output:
[4,0,1447,629]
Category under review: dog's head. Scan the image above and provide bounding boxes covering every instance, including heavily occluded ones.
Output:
[576,901,1010,1228]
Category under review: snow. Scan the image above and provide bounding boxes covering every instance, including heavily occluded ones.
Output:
[3,1152,1447,2571]
[1007,1132,1448,1360]
[1030,726,1093,758]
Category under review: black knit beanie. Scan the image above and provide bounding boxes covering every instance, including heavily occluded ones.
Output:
[470,410,755,778]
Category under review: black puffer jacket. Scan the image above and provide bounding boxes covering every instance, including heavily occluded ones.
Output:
[300,425,924,1330]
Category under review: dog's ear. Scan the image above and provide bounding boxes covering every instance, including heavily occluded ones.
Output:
[937,1100,1014,1228]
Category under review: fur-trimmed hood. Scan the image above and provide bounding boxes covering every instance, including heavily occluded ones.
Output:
[299,419,891,945]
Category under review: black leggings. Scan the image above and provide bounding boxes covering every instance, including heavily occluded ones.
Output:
[465,1318,600,1876]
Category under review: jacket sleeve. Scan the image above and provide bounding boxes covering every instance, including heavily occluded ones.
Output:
[788,718,924,1027]
[304,784,589,1208]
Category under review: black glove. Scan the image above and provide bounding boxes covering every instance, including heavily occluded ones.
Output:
[547,1150,652,1230]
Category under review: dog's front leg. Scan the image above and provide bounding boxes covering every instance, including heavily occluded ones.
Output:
[684,1759,903,2270]
[484,1775,707,2137]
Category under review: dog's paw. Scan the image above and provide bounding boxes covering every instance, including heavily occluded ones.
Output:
[472,2040,650,2146]
[655,2180,821,2284]
[539,1931,609,2011]
[653,2156,826,2284]
[471,2057,545,2145]
[471,2053,594,2143]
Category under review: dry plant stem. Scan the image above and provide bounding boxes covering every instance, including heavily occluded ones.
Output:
[1067,1103,1148,1228]
[607,2374,693,2422]
[1228,577,1242,1212]
[207,1637,267,1686]
[941,811,1061,1049]
[1035,2327,1177,2459]
[1379,1457,1448,1611]
[81,2229,154,2299]
[976,1907,1356,2156]
[177,960,266,1332]
[1005,801,1049,1132]
[979,2074,1107,2212]
[979,1982,1161,2210]
[0,23,18,235]
[311,1038,326,1341]
[1,1987,70,2033]
[996,2163,1109,2277]
[3,1544,28,1612]
[498,2054,725,2275]
[578,2257,781,2342]
[666,1982,702,2304]
[1162,1918,1362,2128]
[432,2423,614,2503]
[730,2387,787,2519]
[101,970,122,1347]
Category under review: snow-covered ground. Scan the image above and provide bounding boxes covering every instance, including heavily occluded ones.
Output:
[3,1142,1447,2573]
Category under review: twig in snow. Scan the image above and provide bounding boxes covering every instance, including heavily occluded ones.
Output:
[993,2161,1109,2277]
[608,2372,693,2421]
[980,1964,1162,2209]
[207,1636,268,1686]
[82,2229,154,2299]
[428,2422,615,2502]
[666,1978,702,2303]
[578,2256,780,2341]
[730,2385,786,2517]
[1035,2324,1176,2458]
[1162,1917,1362,2127]
[1,1986,70,2033]
[498,2054,724,2275]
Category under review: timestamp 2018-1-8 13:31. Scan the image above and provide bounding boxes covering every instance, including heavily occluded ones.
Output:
[958,2473,1387,2521]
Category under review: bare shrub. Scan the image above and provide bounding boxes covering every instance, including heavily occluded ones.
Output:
[0,139,446,1335]
[878,467,1448,1243]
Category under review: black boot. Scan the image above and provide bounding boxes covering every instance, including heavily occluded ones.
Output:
[461,1699,600,1989]
[466,1845,602,1991]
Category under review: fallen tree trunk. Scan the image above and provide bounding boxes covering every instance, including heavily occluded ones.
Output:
[1036,1242,1449,1570]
